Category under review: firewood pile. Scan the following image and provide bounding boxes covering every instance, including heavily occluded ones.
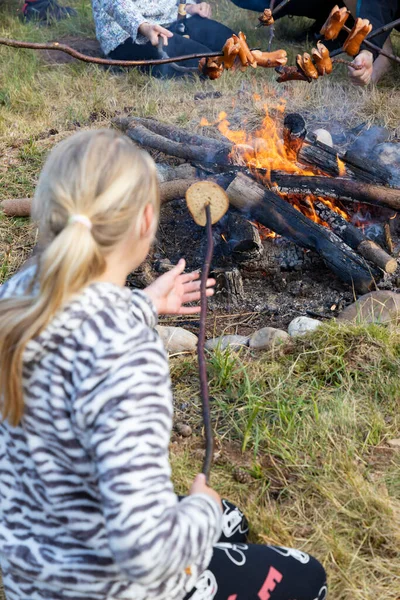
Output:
[112,113,400,295]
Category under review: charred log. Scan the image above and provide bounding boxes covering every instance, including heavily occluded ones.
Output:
[115,117,232,165]
[313,200,397,273]
[223,212,263,259]
[226,173,379,293]
[298,139,393,185]
[271,173,400,211]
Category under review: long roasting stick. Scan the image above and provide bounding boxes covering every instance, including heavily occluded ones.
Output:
[198,203,214,482]
[366,17,400,41]
[0,37,262,67]
[330,25,400,64]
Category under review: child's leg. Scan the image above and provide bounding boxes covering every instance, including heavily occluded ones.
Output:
[186,543,327,600]
[179,498,249,543]
[178,15,235,52]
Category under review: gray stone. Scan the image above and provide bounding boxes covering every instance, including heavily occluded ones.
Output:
[288,316,322,337]
[249,327,290,350]
[156,326,198,353]
[313,129,333,148]
[205,335,249,351]
[348,126,389,159]
[370,142,400,186]
[175,422,193,437]
[337,291,400,325]
[388,439,400,450]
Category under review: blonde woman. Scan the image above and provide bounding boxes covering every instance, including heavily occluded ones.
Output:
[0,129,326,600]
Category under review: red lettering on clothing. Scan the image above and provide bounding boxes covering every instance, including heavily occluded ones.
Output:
[258,567,283,600]
[227,595,237,600]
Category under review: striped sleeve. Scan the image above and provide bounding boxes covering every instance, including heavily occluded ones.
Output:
[74,324,222,587]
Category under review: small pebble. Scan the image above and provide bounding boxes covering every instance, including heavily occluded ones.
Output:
[313,128,333,148]
[175,422,192,437]
[388,438,400,450]
[288,316,322,337]
[249,327,289,350]
[205,335,249,351]
[156,326,198,353]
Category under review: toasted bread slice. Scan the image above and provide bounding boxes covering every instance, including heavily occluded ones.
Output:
[186,181,229,226]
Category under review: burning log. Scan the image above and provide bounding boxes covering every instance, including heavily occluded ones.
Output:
[271,174,400,211]
[298,139,393,185]
[226,173,379,293]
[313,201,397,273]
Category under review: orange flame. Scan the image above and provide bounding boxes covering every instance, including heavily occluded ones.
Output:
[337,155,346,177]
[200,105,353,234]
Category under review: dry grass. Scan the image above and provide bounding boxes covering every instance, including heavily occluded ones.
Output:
[1,1,400,599]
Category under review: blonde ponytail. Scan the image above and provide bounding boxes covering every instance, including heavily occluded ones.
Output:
[0,129,159,426]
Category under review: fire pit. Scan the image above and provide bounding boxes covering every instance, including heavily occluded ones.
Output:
[115,109,400,333]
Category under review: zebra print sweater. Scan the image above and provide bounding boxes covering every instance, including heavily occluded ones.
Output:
[0,267,222,600]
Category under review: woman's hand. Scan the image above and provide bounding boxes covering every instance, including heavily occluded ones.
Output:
[348,49,373,86]
[144,259,215,316]
[138,22,173,46]
[187,2,212,18]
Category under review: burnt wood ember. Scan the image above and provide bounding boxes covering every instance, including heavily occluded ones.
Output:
[283,113,307,159]
[298,138,393,185]
[227,173,379,293]
[213,268,245,305]
[313,201,397,273]
[271,173,400,211]
[223,212,263,259]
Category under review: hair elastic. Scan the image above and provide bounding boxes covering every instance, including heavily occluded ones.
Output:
[68,214,92,230]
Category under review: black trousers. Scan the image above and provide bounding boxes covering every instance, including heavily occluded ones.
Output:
[109,15,235,78]
[229,0,345,23]
[185,499,327,600]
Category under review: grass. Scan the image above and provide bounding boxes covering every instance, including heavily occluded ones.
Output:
[1,1,400,599]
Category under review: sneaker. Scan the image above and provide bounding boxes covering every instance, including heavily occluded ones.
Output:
[23,0,77,23]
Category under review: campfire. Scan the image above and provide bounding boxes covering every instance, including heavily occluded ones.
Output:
[113,110,399,319]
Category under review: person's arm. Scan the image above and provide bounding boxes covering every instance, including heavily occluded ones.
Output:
[348,0,396,85]
[355,0,396,49]
[99,0,172,45]
[75,330,222,587]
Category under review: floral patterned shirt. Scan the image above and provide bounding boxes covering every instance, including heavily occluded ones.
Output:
[92,0,196,55]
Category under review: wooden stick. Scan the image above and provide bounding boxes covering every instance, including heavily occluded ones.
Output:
[0,37,264,68]
[0,36,228,66]
[227,173,379,293]
[271,173,400,211]
[330,25,400,64]
[313,200,397,273]
[273,0,293,15]
[199,204,214,482]
[367,18,400,41]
